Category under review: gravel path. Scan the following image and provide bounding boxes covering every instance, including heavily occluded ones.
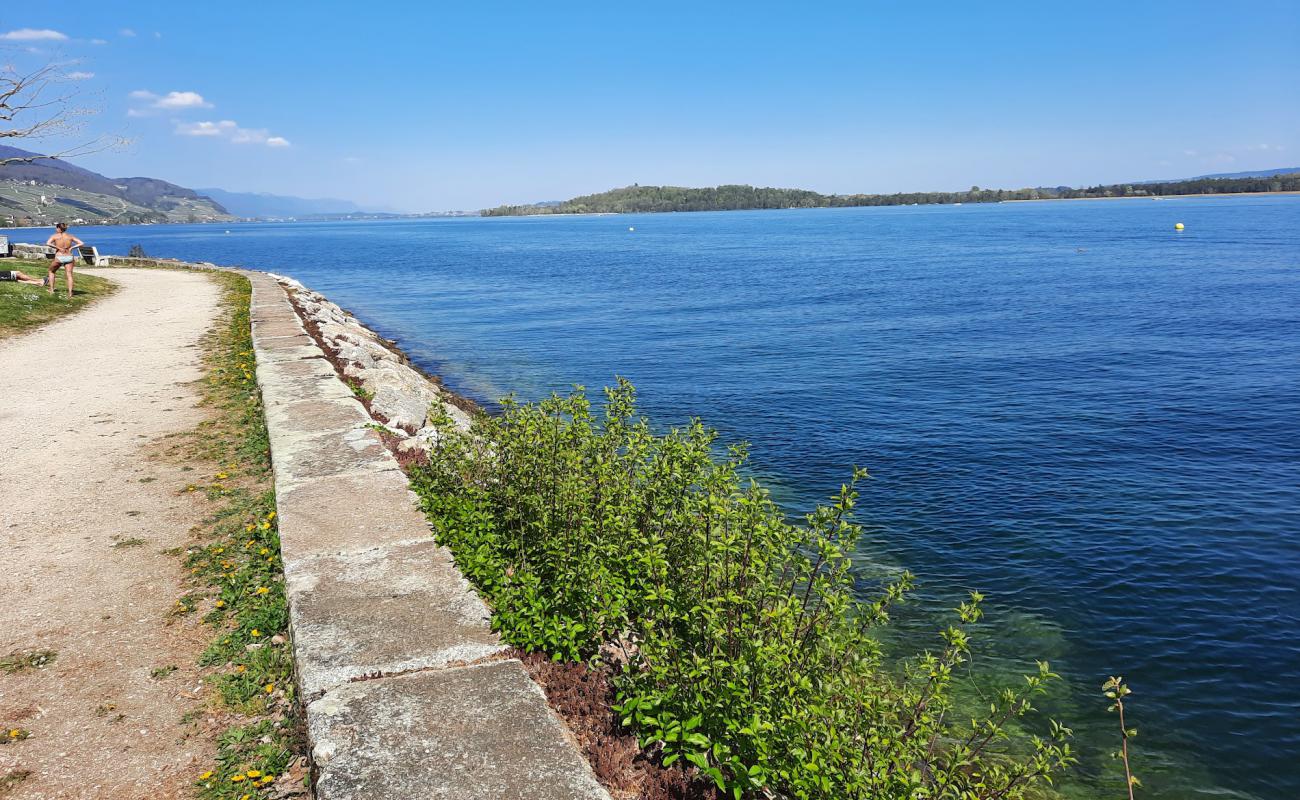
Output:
[0,269,222,799]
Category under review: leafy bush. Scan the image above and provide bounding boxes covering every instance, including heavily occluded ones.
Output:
[409,379,1074,799]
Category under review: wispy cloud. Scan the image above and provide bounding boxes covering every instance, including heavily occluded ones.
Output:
[66,71,95,80]
[90,38,108,45]
[176,119,291,148]
[120,28,137,37]
[0,28,68,41]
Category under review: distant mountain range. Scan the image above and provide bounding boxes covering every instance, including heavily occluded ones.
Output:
[1189,167,1300,180]
[194,188,392,219]
[1135,167,1300,184]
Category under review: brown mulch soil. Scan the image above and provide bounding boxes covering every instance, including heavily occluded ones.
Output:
[515,650,719,800]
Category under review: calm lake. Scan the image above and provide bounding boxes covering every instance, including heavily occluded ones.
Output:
[31,195,1300,799]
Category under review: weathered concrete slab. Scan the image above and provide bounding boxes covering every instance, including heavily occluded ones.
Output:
[254,335,322,357]
[308,661,608,800]
[264,397,372,436]
[275,469,433,564]
[257,354,337,382]
[252,317,308,339]
[265,424,395,487]
[258,366,355,406]
[286,538,507,698]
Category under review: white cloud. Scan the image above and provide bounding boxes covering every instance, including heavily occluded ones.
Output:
[0,28,68,41]
[128,89,213,115]
[153,31,163,39]
[120,28,137,37]
[66,71,95,80]
[90,38,108,45]
[176,119,290,148]
[176,120,237,137]
[157,91,211,109]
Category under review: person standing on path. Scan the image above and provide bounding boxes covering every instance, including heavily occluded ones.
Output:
[45,222,83,298]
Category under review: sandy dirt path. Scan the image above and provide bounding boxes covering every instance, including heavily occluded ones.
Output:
[0,269,222,799]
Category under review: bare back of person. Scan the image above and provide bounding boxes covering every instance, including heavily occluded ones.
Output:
[50,232,78,257]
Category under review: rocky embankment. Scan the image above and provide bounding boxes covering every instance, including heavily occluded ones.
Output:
[271,275,471,450]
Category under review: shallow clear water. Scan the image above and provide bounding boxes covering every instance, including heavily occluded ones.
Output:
[33,196,1300,799]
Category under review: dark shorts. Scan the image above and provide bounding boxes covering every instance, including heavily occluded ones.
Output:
[0,271,17,282]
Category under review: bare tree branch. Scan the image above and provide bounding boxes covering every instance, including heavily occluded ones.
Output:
[0,57,128,165]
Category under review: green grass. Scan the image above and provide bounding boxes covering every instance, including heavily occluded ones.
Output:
[0,258,117,339]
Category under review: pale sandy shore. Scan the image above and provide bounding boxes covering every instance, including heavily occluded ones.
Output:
[0,269,221,799]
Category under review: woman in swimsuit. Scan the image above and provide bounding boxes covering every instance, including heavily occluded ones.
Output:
[45,222,83,298]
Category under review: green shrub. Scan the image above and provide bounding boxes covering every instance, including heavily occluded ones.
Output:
[409,379,1074,799]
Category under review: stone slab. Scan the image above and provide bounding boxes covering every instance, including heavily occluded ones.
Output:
[258,368,356,407]
[266,424,395,488]
[308,660,609,800]
[264,397,372,437]
[275,469,433,564]
[252,317,308,339]
[254,337,322,361]
[286,538,507,698]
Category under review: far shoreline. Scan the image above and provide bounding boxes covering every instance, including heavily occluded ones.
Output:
[1004,190,1300,203]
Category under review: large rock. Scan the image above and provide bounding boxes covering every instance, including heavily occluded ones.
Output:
[363,364,441,431]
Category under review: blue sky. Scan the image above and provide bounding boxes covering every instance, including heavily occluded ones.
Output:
[3,1,1298,211]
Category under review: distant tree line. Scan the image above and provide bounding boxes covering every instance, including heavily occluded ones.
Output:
[482,174,1300,216]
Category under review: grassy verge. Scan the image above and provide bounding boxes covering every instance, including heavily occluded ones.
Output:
[159,270,307,799]
[0,258,117,339]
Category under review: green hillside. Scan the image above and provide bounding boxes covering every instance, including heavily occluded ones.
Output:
[483,173,1300,216]
[0,146,232,226]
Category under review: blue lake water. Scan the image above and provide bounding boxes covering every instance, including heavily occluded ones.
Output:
[23,196,1300,799]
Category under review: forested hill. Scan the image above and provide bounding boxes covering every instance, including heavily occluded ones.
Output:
[482,173,1300,216]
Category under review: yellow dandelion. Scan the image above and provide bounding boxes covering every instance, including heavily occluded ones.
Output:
[250,629,261,637]
[230,774,246,783]
[259,548,270,555]
[236,665,246,673]
[260,521,270,530]
[261,775,275,784]
[215,600,226,608]
[240,795,251,800]
[245,524,255,532]
[215,472,228,479]
[8,729,19,738]
[266,511,276,520]
[266,557,274,563]
[264,683,274,694]
[199,770,213,779]
[246,769,262,778]
[256,586,269,595]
